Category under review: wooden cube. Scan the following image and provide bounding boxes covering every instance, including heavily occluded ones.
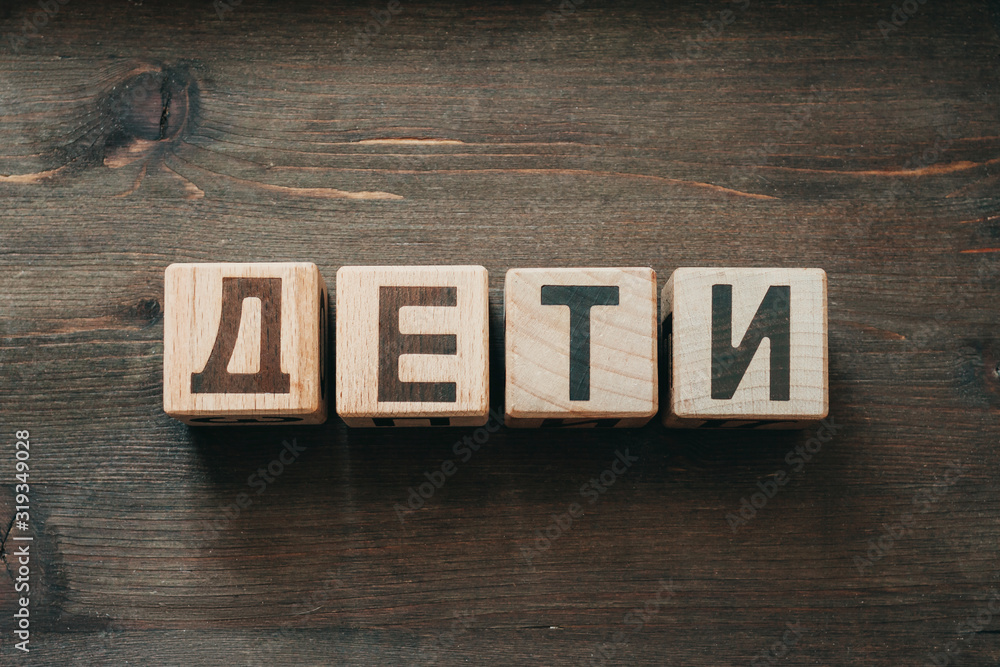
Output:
[504,267,658,428]
[336,266,489,427]
[163,262,328,425]
[662,267,828,429]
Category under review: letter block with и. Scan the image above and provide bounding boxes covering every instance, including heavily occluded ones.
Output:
[336,265,489,427]
[504,267,658,427]
[163,262,328,425]
[662,267,828,429]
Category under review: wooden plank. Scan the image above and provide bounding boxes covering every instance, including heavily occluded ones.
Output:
[1,0,999,664]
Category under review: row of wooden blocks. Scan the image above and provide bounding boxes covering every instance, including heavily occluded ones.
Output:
[163,263,828,429]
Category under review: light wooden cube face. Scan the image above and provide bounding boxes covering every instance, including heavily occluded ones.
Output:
[163,262,328,425]
[335,266,489,427]
[663,267,828,429]
[504,267,658,428]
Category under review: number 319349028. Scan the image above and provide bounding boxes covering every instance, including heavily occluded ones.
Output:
[15,430,30,511]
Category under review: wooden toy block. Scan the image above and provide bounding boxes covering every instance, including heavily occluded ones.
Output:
[336,266,489,427]
[504,267,658,428]
[163,262,328,425]
[662,267,828,429]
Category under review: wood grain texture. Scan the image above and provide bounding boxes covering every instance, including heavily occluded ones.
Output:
[163,262,327,424]
[336,266,489,426]
[0,0,999,664]
[662,267,827,429]
[505,267,658,427]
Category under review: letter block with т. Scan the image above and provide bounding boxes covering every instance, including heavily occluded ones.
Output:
[662,267,828,429]
[504,267,658,427]
[336,265,490,427]
[163,262,328,424]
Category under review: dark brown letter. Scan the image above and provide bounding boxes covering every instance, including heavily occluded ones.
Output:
[540,285,620,401]
[191,277,290,394]
[711,284,790,401]
[378,286,457,402]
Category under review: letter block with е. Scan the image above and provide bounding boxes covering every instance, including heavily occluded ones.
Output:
[163,262,328,425]
[662,267,827,429]
[336,265,489,427]
[504,267,658,427]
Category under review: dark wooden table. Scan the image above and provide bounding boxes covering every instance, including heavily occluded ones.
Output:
[2,1,999,664]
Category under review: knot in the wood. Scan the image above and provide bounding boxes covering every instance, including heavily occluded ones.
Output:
[131,298,162,324]
[108,67,193,143]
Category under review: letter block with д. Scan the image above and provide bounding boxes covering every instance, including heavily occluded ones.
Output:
[163,262,328,425]
[662,267,827,429]
[336,265,489,427]
[504,267,658,427]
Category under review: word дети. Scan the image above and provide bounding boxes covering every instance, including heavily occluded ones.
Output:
[163,264,828,430]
